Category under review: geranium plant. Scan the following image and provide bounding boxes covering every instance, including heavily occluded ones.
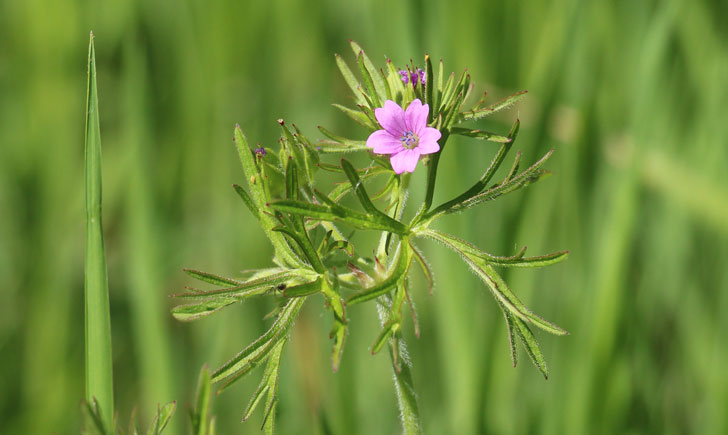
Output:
[171,41,568,434]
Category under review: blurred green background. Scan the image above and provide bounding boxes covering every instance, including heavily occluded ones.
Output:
[2,0,728,433]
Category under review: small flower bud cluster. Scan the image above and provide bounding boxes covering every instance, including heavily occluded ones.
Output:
[398,67,426,87]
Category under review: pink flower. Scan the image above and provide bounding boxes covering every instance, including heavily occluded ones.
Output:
[366,99,441,174]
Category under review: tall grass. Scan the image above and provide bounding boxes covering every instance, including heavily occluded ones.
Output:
[84,32,114,430]
[1,0,727,433]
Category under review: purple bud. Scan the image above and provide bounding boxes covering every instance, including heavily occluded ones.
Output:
[398,69,409,84]
[399,67,426,88]
[254,147,267,156]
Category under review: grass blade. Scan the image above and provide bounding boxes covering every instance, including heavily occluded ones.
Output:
[84,31,114,431]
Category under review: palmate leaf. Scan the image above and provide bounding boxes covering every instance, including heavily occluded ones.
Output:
[419,229,568,336]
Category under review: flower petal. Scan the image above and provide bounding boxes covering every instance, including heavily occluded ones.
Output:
[405,99,429,135]
[389,148,421,174]
[375,100,407,137]
[416,127,441,154]
[367,129,404,154]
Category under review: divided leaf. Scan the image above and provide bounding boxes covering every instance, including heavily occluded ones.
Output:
[172,298,237,322]
[270,194,407,235]
[174,270,304,300]
[459,90,527,121]
[450,127,512,143]
[420,229,567,336]
[212,298,304,385]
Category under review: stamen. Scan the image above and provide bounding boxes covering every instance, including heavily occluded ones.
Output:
[400,131,418,149]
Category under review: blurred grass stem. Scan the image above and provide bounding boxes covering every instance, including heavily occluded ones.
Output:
[84,31,114,430]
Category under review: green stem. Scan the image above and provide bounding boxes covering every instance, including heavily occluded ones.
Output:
[389,348,422,435]
[377,289,422,434]
[84,31,114,430]
[389,339,422,434]
[419,130,450,218]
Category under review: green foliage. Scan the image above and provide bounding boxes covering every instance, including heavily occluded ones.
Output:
[81,398,177,435]
[84,31,114,432]
[8,2,727,434]
[171,44,567,433]
[189,366,215,435]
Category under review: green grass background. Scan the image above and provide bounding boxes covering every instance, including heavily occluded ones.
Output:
[2,0,727,433]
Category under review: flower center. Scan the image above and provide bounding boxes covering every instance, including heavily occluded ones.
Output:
[400,131,418,149]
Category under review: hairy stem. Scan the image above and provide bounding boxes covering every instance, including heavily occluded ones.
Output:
[377,293,422,434]
[389,339,422,434]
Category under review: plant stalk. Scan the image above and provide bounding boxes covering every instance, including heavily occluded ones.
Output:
[390,342,422,435]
